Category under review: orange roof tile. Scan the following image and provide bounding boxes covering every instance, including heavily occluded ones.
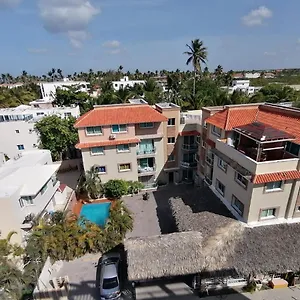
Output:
[206,107,259,130]
[75,138,140,149]
[74,105,167,128]
[253,170,300,184]
[179,130,200,136]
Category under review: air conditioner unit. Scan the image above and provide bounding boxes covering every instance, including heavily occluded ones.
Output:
[109,134,116,140]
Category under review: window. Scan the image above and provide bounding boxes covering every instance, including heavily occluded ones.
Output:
[40,182,48,195]
[168,118,175,126]
[117,144,130,152]
[261,208,276,219]
[266,181,282,191]
[168,137,175,144]
[86,126,102,135]
[90,147,104,155]
[286,142,300,156]
[95,166,106,174]
[17,144,25,150]
[232,195,244,216]
[216,179,225,196]
[203,121,207,129]
[112,124,127,133]
[119,163,131,172]
[21,196,34,205]
[211,125,221,137]
[64,112,72,118]
[103,277,118,290]
[37,112,44,116]
[217,158,227,172]
[201,140,206,148]
[235,172,248,188]
[168,154,175,161]
[15,130,19,133]
[139,122,154,128]
[19,198,24,208]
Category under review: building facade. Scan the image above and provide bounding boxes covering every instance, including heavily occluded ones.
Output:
[75,103,201,187]
[197,103,300,226]
[0,150,62,245]
[111,76,145,91]
[0,105,80,159]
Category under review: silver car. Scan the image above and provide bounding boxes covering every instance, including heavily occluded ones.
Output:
[99,252,121,300]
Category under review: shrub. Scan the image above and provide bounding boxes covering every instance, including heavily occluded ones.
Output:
[127,181,144,194]
[104,179,128,199]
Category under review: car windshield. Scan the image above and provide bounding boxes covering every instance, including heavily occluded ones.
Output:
[103,277,118,290]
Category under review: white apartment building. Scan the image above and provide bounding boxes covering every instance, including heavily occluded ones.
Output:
[0,105,80,159]
[221,79,262,96]
[112,76,145,91]
[0,150,64,245]
[38,78,89,101]
[244,72,261,79]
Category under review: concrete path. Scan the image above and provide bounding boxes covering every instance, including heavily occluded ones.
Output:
[123,193,161,238]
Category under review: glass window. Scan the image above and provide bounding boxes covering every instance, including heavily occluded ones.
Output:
[168,118,175,126]
[15,130,19,133]
[232,195,244,216]
[95,166,106,173]
[168,137,175,144]
[112,124,127,133]
[103,277,118,290]
[261,208,276,218]
[40,182,48,195]
[217,158,227,172]
[19,198,24,208]
[86,126,102,135]
[286,142,300,156]
[64,112,72,118]
[17,144,25,150]
[21,196,34,205]
[139,122,154,128]
[117,144,130,152]
[119,163,131,171]
[266,181,282,191]
[90,147,104,155]
[211,125,221,136]
[235,172,248,188]
[216,179,225,196]
[168,154,175,161]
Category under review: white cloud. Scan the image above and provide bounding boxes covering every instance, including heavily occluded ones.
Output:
[103,40,121,48]
[38,0,100,48]
[28,48,48,54]
[242,6,272,27]
[0,0,21,8]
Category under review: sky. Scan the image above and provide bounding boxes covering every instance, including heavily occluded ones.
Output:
[0,0,300,75]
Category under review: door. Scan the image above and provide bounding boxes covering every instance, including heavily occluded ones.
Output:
[168,172,174,183]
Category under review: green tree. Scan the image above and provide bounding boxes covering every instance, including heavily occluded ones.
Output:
[115,87,134,103]
[104,179,128,199]
[35,115,78,161]
[81,166,104,199]
[184,39,208,95]
[143,78,163,105]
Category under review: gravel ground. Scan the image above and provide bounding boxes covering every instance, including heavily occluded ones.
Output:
[123,192,161,238]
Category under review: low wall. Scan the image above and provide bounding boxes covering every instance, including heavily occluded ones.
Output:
[54,158,83,173]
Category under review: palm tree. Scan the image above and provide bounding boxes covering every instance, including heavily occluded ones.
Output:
[184,39,208,96]
[118,65,123,73]
[81,166,104,199]
[115,87,134,103]
[57,68,63,79]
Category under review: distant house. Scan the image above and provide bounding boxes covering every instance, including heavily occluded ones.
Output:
[111,76,145,91]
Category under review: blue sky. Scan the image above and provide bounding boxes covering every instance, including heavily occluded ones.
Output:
[0,0,300,75]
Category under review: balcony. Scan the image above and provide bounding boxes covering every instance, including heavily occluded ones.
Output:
[136,147,156,157]
[182,144,198,152]
[180,161,197,169]
[138,166,156,176]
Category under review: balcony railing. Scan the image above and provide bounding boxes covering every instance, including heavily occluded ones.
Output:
[180,161,197,168]
[136,147,156,156]
[138,166,156,174]
[182,144,198,151]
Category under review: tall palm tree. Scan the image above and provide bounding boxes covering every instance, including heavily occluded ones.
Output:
[184,39,208,96]
[57,68,63,79]
[81,166,104,199]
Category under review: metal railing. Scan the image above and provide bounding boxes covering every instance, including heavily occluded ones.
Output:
[138,166,156,173]
[180,161,197,168]
[136,147,156,156]
[182,144,198,151]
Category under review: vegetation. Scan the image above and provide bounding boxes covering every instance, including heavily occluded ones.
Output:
[35,115,78,161]
[104,179,129,200]
[81,165,104,199]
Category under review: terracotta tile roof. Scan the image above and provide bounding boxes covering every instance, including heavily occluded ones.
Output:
[206,105,300,144]
[179,130,200,136]
[253,170,300,184]
[74,105,167,128]
[206,107,259,130]
[75,138,140,149]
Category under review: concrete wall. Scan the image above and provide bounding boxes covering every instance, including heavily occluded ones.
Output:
[256,158,299,174]
[81,144,138,182]
[0,121,38,158]
[135,122,163,136]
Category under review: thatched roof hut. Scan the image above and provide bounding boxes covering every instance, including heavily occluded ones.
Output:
[124,232,204,281]
[170,196,300,276]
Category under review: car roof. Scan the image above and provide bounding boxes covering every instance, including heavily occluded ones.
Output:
[102,263,117,279]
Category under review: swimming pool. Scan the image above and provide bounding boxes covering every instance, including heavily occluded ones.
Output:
[79,202,111,227]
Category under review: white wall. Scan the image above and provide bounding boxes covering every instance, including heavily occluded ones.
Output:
[112,77,145,91]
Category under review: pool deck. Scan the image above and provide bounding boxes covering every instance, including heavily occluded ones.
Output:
[72,197,112,216]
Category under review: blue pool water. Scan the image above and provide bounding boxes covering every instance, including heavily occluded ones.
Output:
[79,202,111,227]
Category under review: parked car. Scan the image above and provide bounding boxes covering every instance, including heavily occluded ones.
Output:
[99,252,121,300]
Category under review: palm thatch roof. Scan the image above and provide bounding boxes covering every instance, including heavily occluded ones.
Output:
[170,196,300,275]
[124,232,204,281]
